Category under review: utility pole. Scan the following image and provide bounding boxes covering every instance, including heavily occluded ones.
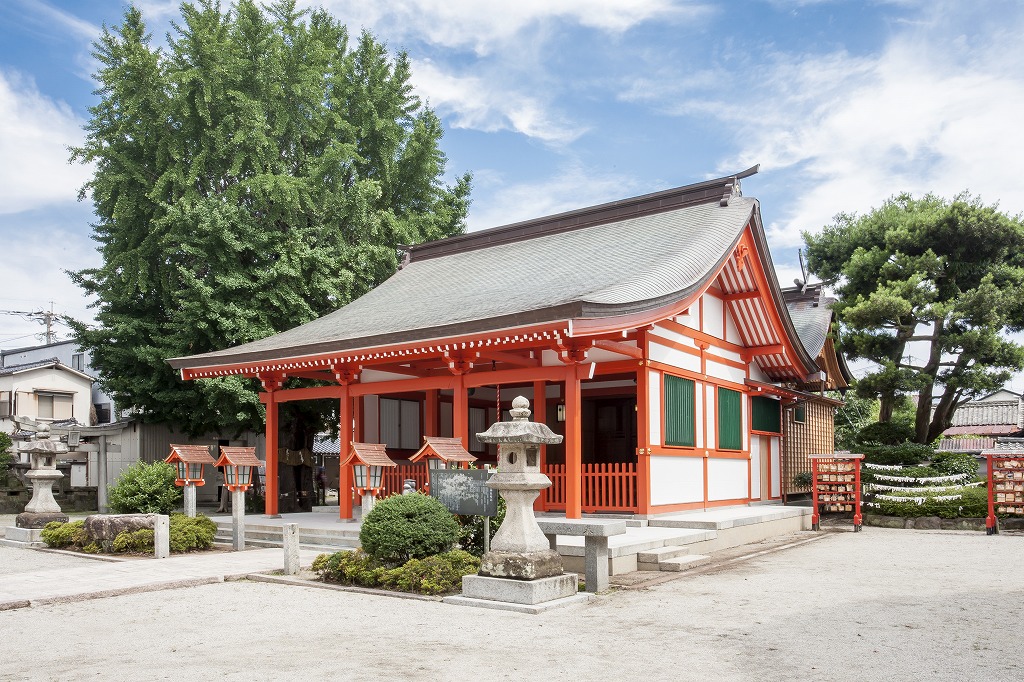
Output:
[0,303,60,344]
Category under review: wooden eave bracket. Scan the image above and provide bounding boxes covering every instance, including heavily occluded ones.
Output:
[330,363,362,386]
[443,350,479,375]
[258,373,284,392]
[552,339,592,365]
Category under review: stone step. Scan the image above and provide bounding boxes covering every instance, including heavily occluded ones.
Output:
[657,554,711,572]
[636,544,692,563]
[648,506,810,531]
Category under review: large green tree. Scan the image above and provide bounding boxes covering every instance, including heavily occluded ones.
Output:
[805,193,1024,444]
[69,1,470,438]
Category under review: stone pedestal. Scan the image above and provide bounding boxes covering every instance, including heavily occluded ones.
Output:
[231,489,246,550]
[183,483,197,518]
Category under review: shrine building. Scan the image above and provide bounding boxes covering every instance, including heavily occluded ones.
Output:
[169,166,838,519]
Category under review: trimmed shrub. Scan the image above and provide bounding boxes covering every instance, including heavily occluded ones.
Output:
[312,548,479,595]
[359,493,460,566]
[792,471,813,488]
[930,452,980,477]
[862,442,933,466]
[457,497,506,556]
[108,462,182,515]
[112,528,155,553]
[41,520,87,548]
[857,420,915,446]
[169,514,217,552]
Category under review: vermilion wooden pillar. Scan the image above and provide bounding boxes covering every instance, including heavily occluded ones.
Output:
[264,391,279,517]
[635,329,651,515]
[453,376,469,448]
[533,380,547,511]
[339,386,353,520]
[424,389,439,437]
[565,365,582,519]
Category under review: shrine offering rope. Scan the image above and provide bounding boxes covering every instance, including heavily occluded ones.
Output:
[865,481,984,493]
[871,493,964,505]
[863,462,906,471]
[871,472,969,484]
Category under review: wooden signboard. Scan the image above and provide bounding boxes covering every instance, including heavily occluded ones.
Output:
[809,452,863,532]
[984,451,1024,535]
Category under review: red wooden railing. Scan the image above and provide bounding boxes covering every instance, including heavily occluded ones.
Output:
[371,461,638,512]
[542,462,637,512]
[379,465,430,497]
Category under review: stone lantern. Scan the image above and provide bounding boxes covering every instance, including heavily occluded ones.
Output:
[452,396,583,610]
[4,424,70,546]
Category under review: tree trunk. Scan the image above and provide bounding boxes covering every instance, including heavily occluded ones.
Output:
[928,388,962,443]
[914,320,945,444]
[879,395,895,422]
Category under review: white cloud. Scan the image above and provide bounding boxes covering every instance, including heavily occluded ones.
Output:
[14,0,99,41]
[309,0,698,55]
[412,59,586,144]
[0,70,90,214]
[466,164,643,231]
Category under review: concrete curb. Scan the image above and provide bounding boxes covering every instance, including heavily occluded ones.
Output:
[0,577,225,611]
[246,573,443,602]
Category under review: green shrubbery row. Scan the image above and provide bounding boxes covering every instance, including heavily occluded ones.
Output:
[311,548,479,595]
[40,514,217,554]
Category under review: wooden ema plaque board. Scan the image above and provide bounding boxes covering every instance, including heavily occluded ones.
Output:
[986,453,1024,535]
[809,453,864,532]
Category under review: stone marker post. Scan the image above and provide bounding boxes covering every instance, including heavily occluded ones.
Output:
[183,482,197,518]
[154,514,170,559]
[283,522,300,575]
[232,489,246,551]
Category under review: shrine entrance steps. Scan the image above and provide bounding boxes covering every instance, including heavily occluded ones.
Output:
[545,504,812,576]
[210,504,811,576]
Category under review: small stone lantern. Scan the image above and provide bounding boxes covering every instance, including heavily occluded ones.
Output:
[165,444,215,517]
[342,442,396,516]
[214,446,262,550]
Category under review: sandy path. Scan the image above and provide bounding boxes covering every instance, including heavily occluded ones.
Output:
[0,527,1020,681]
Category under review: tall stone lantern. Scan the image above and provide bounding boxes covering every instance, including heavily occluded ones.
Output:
[3,423,70,547]
[452,395,585,610]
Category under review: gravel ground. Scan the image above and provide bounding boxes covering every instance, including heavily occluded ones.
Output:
[0,527,1020,681]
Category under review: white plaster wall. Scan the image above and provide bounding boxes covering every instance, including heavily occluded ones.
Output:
[704,385,716,449]
[651,324,696,347]
[748,362,769,383]
[650,455,704,505]
[363,395,379,442]
[707,458,748,501]
[648,370,661,446]
[673,310,699,330]
[702,294,725,339]
[649,342,702,373]
[725,307,742,345]
[749,438,762,500]
[705,359,747,385]
[770,437,781,498]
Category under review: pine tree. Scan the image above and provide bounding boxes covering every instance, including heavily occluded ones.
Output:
[69,1,471,438]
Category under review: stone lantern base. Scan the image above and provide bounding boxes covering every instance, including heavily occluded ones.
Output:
[445,573,591,614]
[479,548,564,580]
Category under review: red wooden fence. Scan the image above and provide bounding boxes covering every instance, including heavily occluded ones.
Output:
[542,462,637,512]
[371,461,638,512]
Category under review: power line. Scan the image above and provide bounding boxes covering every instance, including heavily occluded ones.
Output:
[0,303,61,344]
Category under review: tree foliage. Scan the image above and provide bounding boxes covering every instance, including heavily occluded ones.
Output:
[68,1,470,436]
[805,193,1024,443]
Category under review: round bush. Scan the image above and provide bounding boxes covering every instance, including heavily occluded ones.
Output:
[930,452,980,477]
[108,461,182,515]
[359,493,460,566]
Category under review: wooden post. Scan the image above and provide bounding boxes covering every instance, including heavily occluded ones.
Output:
[565,365,582,519]
[339,386,353,520]
[353,395,364,441]
[453,376,468,448]
[635,357,651,516]
[264,390,279,517]
[533,380,547,511]
[424,389,439,437]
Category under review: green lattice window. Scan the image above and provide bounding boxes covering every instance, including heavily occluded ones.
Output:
[664,375,695,447]
[751,396,781,433]
[718,388,742,450]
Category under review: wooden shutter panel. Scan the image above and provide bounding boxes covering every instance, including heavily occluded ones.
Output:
[664,375,695,446]
[718,388,742,450]
[751,396,781,433]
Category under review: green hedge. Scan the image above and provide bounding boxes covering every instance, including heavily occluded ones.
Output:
[311,548,479,595]
[40,514,215,554]
[868,485,988,518]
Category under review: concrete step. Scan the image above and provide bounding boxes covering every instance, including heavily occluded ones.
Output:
[636,545,692,563]
[648,506,810,531]
[657,554,711,572]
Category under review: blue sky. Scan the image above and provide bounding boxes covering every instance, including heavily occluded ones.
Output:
[2,0,1024,389]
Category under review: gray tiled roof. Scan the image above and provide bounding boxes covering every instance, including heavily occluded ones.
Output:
[785,302,833,358]
[0,357,61,376]
[171,195,757,369]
